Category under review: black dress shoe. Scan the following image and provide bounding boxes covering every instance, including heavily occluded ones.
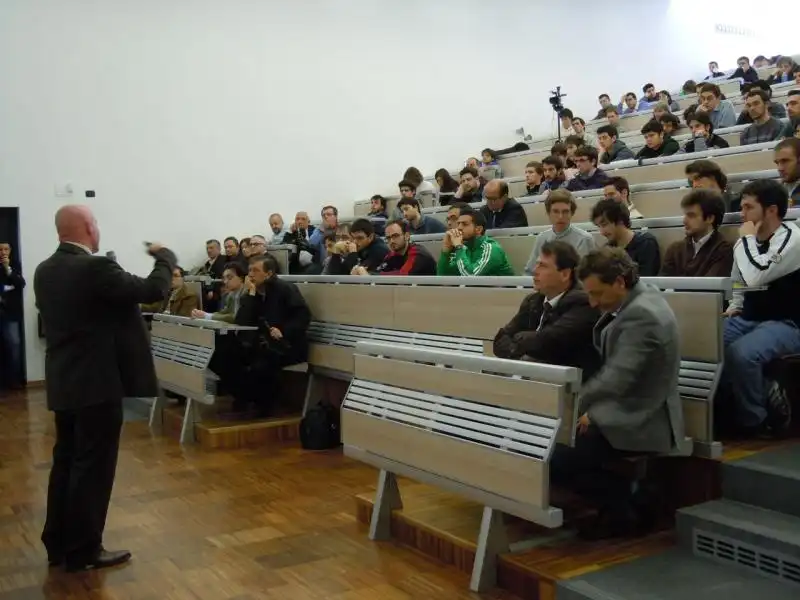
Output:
[65,548,132,573]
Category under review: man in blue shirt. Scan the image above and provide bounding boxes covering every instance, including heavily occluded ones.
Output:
[698,83,736,129]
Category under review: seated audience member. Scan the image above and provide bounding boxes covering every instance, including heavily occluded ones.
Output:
[705,61,725,80]
[465,156,480,170]
[481,180,528,229]
[682,103,698,128]
[775,138,800,206]
[494,240,600,373]
[398,179,417,202]
[722,179,800,437]
[638,83,660,111]
[603,177,643,219]
[194,238,226,311]
[216,255,311,417]
[191,262,247,323]
[659,90,680,112]
[268,213,287,244]
[571,117,597,147]
[369,219,436,276]
[559,109,576,137]
[283,211,319,274]
[321,225,352,274]
[597,125,634,164]
[566,147,609,192]
[660,190,734,277]
[728,55,759,84]
[652,102,670,122]
[248,235,267,259]
[592,199,661,276]
[326,218,389,275]
[239,237,252,261]
[397,197,447,234]
[551,142,577,178]
[550,247,683,540]
[308,205,339,264]
[454,166,485,203]
[403,166,436,196]
[523,161,545,196]
[435,168,461,202]
[141,267,200,317]
[367,195,389,236]
[523,189,595,274]
[635,120,679,159]
[780,91,799,138]
[605,106,621,127]
[684,112,730,153]
[446,201,470,230]
[685,159,738,211]
[480,148,503,179]
[737,81,787,124]
[564,135,586,165]
[618,92,638,115]
[542,155,568,192]
[768,56,800,85]
[753,55,770,68]
[682,80,697,95]
[697,83,737,129]
[224,236,248,271]
[658,112,681,137]
[437,208,514,276]
[594,94,613,120]
[740,90,784,145]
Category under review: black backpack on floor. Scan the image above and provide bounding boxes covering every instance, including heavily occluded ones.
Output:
[300,403,341,450]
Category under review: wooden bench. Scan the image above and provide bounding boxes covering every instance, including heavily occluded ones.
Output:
[284,275,726,457]
[343,341,581,592]
[148,314,257,443]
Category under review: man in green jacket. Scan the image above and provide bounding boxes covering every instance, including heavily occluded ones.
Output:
[437,208,515,276]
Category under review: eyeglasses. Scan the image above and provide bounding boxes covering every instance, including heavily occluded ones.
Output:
[385,233,404,241]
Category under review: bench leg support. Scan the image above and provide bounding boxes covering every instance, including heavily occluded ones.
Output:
[301,372,321,417]
[470,506,509,593]
[149,394,166,435]
[369,470,402,541]
[179,398,199,445]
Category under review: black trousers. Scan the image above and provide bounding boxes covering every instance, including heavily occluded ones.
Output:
[549,425,633,516]
[41,401,123,562]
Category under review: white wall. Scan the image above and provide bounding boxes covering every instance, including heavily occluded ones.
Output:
[0,0,796,381]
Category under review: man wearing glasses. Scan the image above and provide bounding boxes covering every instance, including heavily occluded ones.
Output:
[355,220,436,276]
[566,147,609,192]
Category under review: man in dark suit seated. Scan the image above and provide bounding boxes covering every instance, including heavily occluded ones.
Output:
[212,254,311,418]
[549,247,685,540]
[493,240,600,376]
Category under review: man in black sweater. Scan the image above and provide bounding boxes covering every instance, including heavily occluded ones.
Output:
[214,254,311,417]
[591,199,661,276]
[0,241,25,391]
[326,218,389,275]
[635,120,679,159]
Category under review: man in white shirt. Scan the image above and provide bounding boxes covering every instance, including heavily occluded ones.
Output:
[722,179,800,437]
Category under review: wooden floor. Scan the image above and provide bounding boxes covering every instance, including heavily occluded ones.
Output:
[0,389,518,600]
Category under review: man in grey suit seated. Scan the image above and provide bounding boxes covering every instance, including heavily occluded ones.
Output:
[549,247,685,540]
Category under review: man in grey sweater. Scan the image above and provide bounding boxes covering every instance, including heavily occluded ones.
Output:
[524,189,595,275]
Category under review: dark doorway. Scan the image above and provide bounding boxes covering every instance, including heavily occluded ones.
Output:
[0,207,27,388]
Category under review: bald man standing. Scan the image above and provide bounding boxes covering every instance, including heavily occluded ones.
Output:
[34,205,176,572]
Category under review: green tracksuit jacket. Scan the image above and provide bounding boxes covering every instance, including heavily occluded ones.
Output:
[436,235,515,276]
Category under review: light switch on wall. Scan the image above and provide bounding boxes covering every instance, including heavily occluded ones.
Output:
[54,183,73,197]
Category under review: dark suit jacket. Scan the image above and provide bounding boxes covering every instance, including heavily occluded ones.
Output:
[34,243,176,411]
[0,260,26,321]
[235,276,311,364]
[493,286,601,377]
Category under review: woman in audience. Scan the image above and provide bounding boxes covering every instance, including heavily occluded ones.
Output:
[652,102,671,122]
[403,166,436,196]
[479,148,504,179]
[435,168,460,207]
[659,90,680,112]
[768,56,800,85]
[658,112,682,136]
[141,267,200,317]
[191,262,246,323]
